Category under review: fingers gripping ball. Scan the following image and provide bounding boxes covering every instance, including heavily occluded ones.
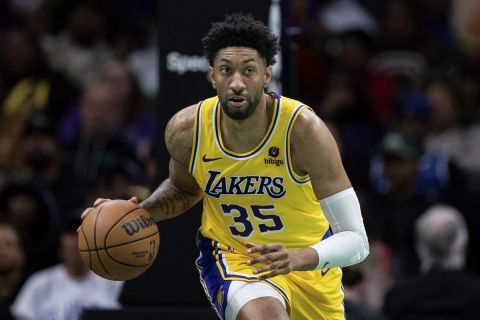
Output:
[78,200,160,281]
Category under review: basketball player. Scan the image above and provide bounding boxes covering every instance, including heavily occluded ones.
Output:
[84,13,369,320]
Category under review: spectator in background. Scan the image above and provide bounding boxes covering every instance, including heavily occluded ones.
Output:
[289,3,332,109]
[336,29,395,125]
[365,131,432,280]
[0,27,79,173]
[319,0,378,36]
[0,180,58,275]
[377,0,430,56]
[318,69,383,188]
[369,0,430,104]
[420,76,480,272]
[19,114,87,216]
[41,1,112,87]
[416,78,471,202]
[83,163,151,211]
[423,77,480,187]
[58,58,155,171]
[21,115,61,185]
[416,0,460,65]
[99,0,157,59]
[1,0,49,35]
[386,85,470,205]
[318,29,387,188]
[99,59,155,164]
[391,91,431,139]
[360,131,432,309]
[385,90,455,203]
[60,81,145,186]
[61,81,127,145]
[11,209,123,320]
[342,265,386,320]
[424,77,466,142]
[0,220,25,320]
[127,24,159,100]
[383,204,480,319]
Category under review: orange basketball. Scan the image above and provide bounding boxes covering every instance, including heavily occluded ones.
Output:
[78,200,160,281]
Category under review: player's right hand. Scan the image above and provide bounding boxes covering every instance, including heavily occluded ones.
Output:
[80,197,139,220]
[80,198,111,221]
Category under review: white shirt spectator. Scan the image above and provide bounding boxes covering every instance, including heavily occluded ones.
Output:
[41,32,112,87]
[12,264,123,320]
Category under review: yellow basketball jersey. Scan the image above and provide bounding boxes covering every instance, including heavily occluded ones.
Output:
[191,93,344,320]
[189,92,331,252]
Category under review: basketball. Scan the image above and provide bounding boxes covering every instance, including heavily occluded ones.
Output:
[78,200,160,281]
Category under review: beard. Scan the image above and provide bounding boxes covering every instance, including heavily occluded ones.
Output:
[219,92,262,120]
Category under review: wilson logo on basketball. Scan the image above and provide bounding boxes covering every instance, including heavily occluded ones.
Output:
[121,215,157,236]
[148,240,156,261]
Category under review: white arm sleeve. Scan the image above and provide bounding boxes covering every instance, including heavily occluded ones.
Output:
[310,187,369,269]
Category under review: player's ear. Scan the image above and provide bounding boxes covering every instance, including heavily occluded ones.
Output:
[209,66,216,89]
[264,65,272,89]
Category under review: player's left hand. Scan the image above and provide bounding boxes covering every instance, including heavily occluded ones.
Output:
[246,242,298,280]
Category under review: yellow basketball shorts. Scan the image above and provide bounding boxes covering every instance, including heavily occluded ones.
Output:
[195,231,345,319]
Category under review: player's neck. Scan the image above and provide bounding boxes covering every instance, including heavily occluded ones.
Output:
[220,93,273,153]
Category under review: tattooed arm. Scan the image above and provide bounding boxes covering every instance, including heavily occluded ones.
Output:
[140,104,203,221]
[140,170,202,221]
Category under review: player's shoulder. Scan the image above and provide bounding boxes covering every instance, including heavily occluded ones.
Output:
[168,104,197,130]
[166,96,218,142]
[294,107,321,129]
[165,103,199,164]
[166,96,218,134]
[279,95,318,123]
[280,96,332,148]
[279,95,304,108]
[279,96,324,136]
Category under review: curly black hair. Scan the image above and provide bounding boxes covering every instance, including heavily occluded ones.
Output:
[202,13,280,66]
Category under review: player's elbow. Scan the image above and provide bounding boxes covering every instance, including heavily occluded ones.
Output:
[344,228,370,266]
[358,228,370,263]
[353,227,370,264]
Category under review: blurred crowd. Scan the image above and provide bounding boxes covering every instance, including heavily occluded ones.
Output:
[0,0,480,319]
[288,0,480,318]
[0,0,157,318]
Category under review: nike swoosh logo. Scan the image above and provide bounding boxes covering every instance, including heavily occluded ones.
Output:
[202,154,222,162]
[321,262,330,276]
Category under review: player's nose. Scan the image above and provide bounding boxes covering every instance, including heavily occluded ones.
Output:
[229,72,246,91]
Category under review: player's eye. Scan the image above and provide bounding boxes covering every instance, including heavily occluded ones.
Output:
[220,66,230,74]
[245,67,255,75]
